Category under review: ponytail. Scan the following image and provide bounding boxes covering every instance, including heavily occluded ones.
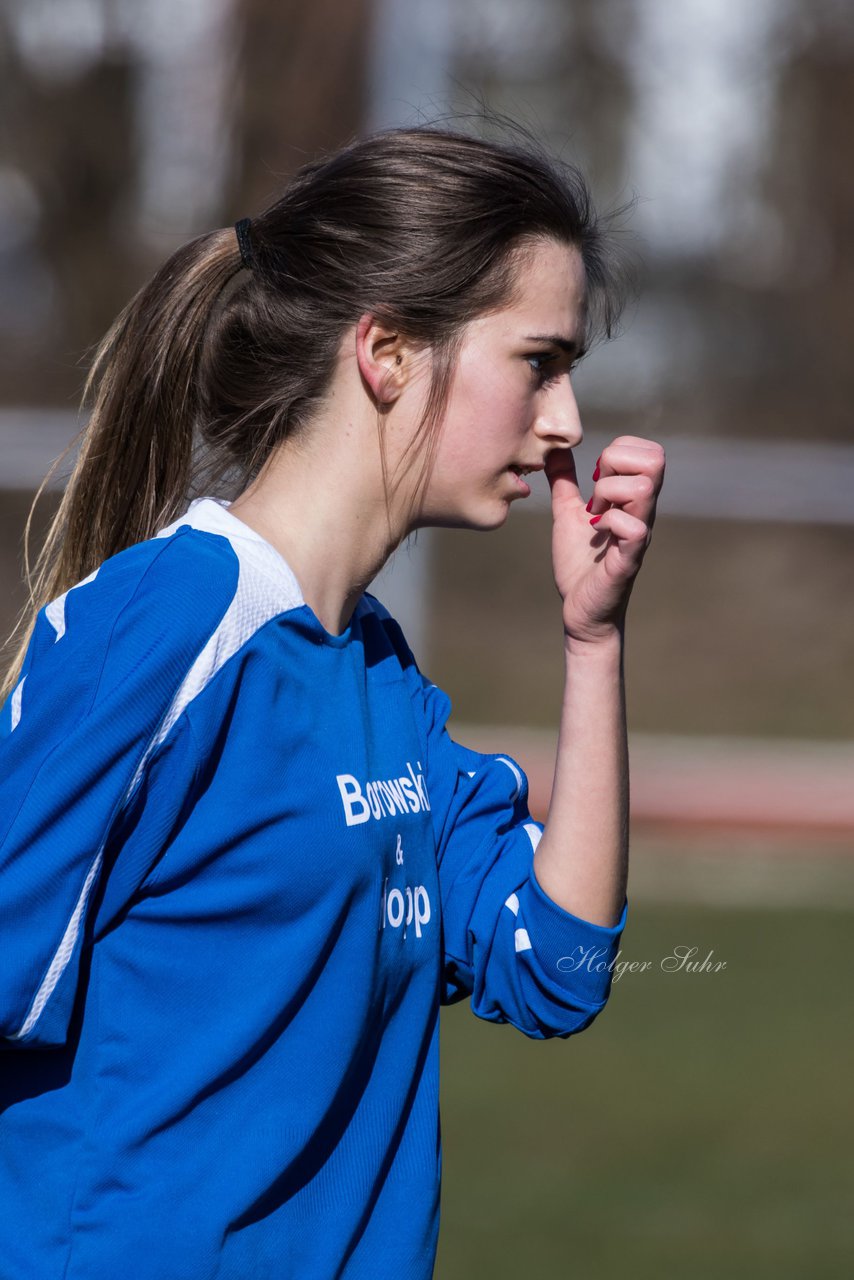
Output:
[1,228,243,703]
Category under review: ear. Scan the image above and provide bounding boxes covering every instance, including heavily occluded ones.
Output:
[355,314,409,405]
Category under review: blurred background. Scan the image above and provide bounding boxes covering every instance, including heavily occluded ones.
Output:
[1,0,852,1275]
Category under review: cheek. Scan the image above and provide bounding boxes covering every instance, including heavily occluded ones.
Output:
[434,376,527,474]
[432,431,479,481]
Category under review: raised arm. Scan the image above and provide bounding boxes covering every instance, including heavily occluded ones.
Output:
[533,436,665,928]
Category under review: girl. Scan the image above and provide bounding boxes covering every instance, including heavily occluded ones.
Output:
[0,126,664,1278]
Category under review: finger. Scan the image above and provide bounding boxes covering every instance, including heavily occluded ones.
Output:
[604,434,663,449]
[545,446,581,503]
[588,505,652,565]
[586,473,657,520]
[596,440,666,495]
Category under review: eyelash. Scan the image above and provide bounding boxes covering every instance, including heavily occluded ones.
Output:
[526,353,577,387]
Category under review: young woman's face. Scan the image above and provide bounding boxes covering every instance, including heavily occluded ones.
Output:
[409,237,587,531]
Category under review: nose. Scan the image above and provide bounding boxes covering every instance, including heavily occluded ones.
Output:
[533,376,583,451]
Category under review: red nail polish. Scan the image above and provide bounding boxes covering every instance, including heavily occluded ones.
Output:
[592,462,601,482]
[589,514,603,526]
[585,497,593,512]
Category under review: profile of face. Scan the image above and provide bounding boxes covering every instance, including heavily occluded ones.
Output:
[405,237,587,532]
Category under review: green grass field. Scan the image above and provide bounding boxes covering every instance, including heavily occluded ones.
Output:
[435,901,854,1279]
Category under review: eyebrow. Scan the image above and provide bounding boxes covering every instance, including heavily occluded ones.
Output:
[523,333,587,358]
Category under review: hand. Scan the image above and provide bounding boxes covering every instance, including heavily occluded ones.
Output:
[545,435,665,646]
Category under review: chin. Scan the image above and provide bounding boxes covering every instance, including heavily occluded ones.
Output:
[475,504,512,531]
[411,489,513,532]
[445,501,512,533]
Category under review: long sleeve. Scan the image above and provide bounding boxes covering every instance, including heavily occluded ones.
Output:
[0,529,237,1048]
[417,674,627,1041]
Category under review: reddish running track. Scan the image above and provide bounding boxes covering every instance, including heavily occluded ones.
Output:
[454,725,854,846]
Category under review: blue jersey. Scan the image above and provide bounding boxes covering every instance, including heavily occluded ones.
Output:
[0,497,627,1279]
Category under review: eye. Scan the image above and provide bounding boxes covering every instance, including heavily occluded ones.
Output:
[526,352,562,387]
[524,353,571,386]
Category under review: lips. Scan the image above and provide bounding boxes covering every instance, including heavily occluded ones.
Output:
[507,467,532,496]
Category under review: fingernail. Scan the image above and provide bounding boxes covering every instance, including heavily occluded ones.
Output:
[589,514,603,526]
[585,497,593,512]
[592,458,601,481]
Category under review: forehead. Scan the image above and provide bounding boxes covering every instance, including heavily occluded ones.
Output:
[474,238,587,345]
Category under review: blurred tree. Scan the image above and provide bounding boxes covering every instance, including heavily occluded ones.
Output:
[450,0,637,207]
[0,32,138,403]
[747,12,854,440]
[0,0,372,406]
[227,0,371,212]
[613,0,854,443]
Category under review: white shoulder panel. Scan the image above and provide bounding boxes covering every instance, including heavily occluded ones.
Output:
[156,497,303,598]
[44,566,100,643]
[124,498,305,805]
[9,675,25,732]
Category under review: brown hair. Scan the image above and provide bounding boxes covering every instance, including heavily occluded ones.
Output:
[2,123,631,702]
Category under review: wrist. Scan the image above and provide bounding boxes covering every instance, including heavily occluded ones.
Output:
[563,623,625,660]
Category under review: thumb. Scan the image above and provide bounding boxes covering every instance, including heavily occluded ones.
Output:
[545,447,582,504]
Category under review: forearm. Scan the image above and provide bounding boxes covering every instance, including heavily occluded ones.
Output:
[532,625,628,929]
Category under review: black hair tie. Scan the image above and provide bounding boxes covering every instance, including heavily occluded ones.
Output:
[234,218,256,271]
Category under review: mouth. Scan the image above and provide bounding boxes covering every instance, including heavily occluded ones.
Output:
[507,463,541,497]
